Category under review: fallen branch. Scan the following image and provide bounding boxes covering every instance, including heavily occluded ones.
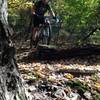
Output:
[56,69,98,76]
[34,44,100,60]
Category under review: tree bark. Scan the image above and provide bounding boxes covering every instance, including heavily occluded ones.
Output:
[0,0,27,100]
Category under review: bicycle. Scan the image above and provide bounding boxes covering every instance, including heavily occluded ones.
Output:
[30,16,52,48]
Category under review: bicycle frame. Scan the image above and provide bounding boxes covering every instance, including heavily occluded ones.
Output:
[30,15,61,48]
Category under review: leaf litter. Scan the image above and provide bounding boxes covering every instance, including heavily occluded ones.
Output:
[17,55,100,100]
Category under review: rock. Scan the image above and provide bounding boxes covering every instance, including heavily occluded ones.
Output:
[28,86,37,93]
[84,91,93,100]
[55,89,70,100]
[33,93,43,100]
[70,92,80,100]
[33,92,49,100]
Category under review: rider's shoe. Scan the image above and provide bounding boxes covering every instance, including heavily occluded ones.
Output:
[29,43,32,49]
[30,40,37,49]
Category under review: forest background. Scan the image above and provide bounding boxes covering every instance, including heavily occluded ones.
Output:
[8,0,100,46]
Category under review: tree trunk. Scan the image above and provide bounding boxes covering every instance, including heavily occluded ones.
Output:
[0,0,27,100]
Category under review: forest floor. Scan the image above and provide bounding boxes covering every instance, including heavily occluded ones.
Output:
[15,40,100,100]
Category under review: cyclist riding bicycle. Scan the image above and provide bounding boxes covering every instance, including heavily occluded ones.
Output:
[30,0,56,48]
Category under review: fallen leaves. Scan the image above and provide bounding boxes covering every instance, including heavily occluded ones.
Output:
[94,82,100,89]
[64,73,74,79]
[48,75,57,83]
[18,56,100,100]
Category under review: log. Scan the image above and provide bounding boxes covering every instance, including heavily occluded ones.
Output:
[56,69,98,76]
[33,44,100,60]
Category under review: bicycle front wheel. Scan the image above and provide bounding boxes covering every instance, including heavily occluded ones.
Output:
[42,26,51,45]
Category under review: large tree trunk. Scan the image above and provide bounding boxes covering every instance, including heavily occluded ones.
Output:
[0,0,27,100]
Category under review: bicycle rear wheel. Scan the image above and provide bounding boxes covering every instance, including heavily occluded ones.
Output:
[30,30,40,48]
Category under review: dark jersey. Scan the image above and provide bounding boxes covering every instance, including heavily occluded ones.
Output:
[35,1,51,16]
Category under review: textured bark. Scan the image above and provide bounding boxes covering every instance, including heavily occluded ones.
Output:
[0,0,27,100]
[33,44,100,60]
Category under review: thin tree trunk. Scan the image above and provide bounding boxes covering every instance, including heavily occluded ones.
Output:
[0,0,27,100]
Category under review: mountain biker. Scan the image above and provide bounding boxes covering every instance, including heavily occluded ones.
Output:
[30,0,56,48]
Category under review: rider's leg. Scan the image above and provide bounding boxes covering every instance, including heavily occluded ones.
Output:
[30,14,39,48]
[30,26,40,48]
[30,27,37,48]
[32,27,39,41]
[33,15,45,41]
[30,15,44,48]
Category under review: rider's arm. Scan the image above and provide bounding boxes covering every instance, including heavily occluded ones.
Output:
[50,7,55,17]
[31,2,36,14]
[31,5,35,14]
[47,5,55,17]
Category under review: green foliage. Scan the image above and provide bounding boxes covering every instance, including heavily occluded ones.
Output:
[51,0,100,44]
[8,0,33,31]
[95,94,100,100]
[52,0,100,32]
[8,0,100,44]
[66,79,90,97]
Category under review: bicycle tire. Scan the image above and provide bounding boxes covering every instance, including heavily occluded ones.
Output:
[30,30,40,48]
[42,25,51,45]
[30,23,51,48]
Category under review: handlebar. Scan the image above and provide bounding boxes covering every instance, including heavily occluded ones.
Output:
[33,14,62,26]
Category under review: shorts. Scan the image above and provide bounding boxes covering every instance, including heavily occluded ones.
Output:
[33,14,44,27]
